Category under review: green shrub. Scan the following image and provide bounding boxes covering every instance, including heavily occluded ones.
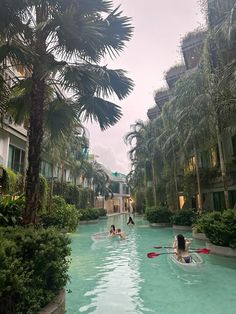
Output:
[41,196,80,232]
[0,195,24,227]
[0,227,71,314]
[0,167,17,194]
[38,174,48,213]
[64,184,80,205]
[53,183,89,209]
[146,207,172,223]
[172,209,196,226]
[201,209,236,248]
[192,214,211,233]
[78,188,89,209]
[95,207,107,217]
[79,208,100,221]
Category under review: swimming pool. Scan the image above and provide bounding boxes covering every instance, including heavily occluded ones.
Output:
[66,214,236,314]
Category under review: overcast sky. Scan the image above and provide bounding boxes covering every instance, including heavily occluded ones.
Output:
[86,0,205,174]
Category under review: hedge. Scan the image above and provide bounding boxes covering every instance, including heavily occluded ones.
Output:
[146,207,172,223]
[0,227,71,314]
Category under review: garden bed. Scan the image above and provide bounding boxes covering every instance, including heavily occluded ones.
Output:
[99,216,108,220]
[80,219,99,224]
[172,225,192,231]
[150,223,171,228]
[206,243,236,257]
[38,290,65,314]
[192,231,208,241]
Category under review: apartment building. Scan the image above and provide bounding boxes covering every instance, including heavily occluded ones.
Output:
[95,170,131,214]
[147,28,236,210]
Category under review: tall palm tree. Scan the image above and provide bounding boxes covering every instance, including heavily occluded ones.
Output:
[0,0,134,223]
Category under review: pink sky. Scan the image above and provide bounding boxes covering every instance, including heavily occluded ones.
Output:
[86,0,205,174]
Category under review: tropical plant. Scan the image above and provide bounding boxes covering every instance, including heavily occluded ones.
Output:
[146,206,172,224]
[201,209,236,248]
[0,227,71,313]
[172,209,196,226]
[0,195,24,226]
[0,0,134,224]
[41,195,80,231]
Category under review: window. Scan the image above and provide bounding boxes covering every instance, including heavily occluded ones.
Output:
[41,160,52,178]
[229,190,236,209]
[7,145,25,173]
[232,135,236,156]
[122,184,129,195]
[185,156,196,172]
[111,182,120,194]
[213,192,226,211]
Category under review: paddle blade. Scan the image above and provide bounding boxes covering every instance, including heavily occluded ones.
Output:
[147,252,160,258]
[196,248,210,254]
[153,246,163,249]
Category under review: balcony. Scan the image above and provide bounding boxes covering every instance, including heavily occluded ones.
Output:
[181,30,206,70]
[165,64,186,89]
[147,106,160,121]
[154,88,171,109]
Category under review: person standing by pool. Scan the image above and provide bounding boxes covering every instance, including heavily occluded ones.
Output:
[173,234,191,263]
[127,216,135,225]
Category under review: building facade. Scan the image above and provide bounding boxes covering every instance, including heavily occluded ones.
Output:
[147,28,236,210]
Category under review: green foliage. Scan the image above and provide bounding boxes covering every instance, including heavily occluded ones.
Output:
[79,208,100,221]
[183,173,197,207]
[172,209,196,226]
[135,191,146,213]
[78,188,89,209]
[145,186,155,208]
[64,184,80,205]
[53,182,88,209]
[200,209,236,248]
[146,206,172,223]
[38,174,48,213]
[0,227,71,314]
[41,196,80,232]
[0,167,17,194]
[0,195,24,227]
[95,207,107,217]
[145,160,153,182]
[192,213,211,233]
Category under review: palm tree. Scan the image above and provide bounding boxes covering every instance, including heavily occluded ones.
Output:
[0,0,134,223]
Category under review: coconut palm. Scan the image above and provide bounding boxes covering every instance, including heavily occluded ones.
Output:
[0,0,134,223]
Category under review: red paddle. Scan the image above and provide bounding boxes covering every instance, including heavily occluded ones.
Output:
[154,246,199,250]
[147,248,210,258]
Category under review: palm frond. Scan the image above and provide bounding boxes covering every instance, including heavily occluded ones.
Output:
[45,97,79,140]
[76,95,122,130]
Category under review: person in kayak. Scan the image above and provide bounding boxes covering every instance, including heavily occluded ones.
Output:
[173,234,191,263]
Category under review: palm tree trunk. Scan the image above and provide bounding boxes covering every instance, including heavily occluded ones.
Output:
[194,146,203,212]
[48,164,54,213]
[151,159,157,206]
[22,129,29,193]
[217,130,230,209]
[24,72,45,224]
[23,3,47,224]
[171,146,179,211]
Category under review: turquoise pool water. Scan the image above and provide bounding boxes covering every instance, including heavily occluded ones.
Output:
[66,214,236,314]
